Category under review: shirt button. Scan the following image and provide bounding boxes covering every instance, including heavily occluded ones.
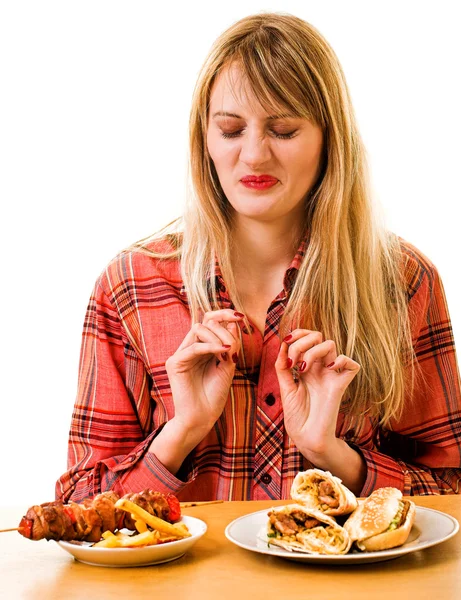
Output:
[344,429,356,441]
[265,393,276,406]
[261,473,272,484]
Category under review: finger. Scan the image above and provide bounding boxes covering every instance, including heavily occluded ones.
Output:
[174,342,234,367]
[297,340,337,373]
[207,320,242,363]
[177,322,225,351]
[207,319,239,347]
[282,329,319,344]
[275,342,298,396]
[202,309,245,326]
[284,331,324,367]
[326,354,361,374]
[227,321,241,363]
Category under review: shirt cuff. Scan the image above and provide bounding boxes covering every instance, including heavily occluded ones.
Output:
[115,450,194,496]
[111,423,196,496]
[352,445,410,496]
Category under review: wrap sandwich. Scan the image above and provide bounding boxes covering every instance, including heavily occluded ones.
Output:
[290,468,358,516]
[266,504,352,555]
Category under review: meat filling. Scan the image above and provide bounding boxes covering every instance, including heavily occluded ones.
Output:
[318,480,339,508]
[398,501,411,528]
[269,511,321,536]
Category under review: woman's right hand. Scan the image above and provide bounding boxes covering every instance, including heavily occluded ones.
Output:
[147,309,243,475]
[164,309,244,439]
[149,309,243,464]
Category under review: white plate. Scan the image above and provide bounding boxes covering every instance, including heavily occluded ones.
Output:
[225,507,459,565]
[57,515,207,567]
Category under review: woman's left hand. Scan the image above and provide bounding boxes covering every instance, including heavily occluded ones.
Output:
[274,329,361,459]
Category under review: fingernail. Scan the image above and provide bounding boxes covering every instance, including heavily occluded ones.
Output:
[221,353,228,361]
[287,357,293,368]
[283,334,292,343]
[232,352,238,363]
[299,361,306,372]
[222,344,231,349]
[326,362,335,368]
[234,311,245,318]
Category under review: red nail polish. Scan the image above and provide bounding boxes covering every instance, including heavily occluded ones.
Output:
[221,353,228,361]
[287,357,293,368]
[299,361,306,372]
[232,352,238,363]
[234,311,245,318]
[222,344,231,349]
[326,362,335,368]
[283,334,292,343]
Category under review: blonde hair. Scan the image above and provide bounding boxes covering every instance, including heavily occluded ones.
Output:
[133,12,425,428]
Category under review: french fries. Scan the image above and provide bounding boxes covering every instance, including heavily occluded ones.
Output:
[114,498,191,538]
[91,497,191,549]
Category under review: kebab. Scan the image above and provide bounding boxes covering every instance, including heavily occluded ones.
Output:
[16,489,182,543]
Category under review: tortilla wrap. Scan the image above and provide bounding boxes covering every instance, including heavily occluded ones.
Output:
[290,469,358,516]
[266,503,352,555]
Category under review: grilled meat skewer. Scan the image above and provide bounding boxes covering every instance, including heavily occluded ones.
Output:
[18,489,181,542]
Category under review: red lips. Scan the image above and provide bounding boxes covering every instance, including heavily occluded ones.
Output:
[240,174,278,183]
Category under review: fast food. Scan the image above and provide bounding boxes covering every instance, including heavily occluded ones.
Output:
[290,468,358,516]
[266,504,352,555]
[89,501,190,549]
[114,498,191,538]
[17,489,181,543]
[344,487,416,551]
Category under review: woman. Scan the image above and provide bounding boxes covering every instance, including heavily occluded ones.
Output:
[56,13,461,502]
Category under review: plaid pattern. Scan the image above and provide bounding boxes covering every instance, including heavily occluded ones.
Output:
[56,236,461,502]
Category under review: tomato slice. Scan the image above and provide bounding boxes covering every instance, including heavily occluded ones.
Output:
[19,517,33,539]
[63,506,76,524]
[166,494,181,522]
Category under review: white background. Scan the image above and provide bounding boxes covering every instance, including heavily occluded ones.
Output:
[1,1,459,507]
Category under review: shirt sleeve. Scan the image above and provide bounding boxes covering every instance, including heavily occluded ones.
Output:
[357,263,461,496]
[55,276,194,503]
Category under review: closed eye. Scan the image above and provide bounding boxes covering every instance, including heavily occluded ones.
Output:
[220,129,297,140]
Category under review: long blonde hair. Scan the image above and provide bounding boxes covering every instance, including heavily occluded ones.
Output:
[133,12,425,428]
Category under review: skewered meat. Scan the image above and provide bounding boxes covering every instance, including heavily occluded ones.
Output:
[18,490,181,542]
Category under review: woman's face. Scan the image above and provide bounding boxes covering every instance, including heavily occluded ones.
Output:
[206,63,324,225]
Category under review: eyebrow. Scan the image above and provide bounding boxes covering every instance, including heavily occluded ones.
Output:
[212,111,295,120]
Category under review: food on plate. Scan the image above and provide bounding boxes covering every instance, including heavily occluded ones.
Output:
[266,504,352,555]
[92,529,179,548]
[290,468,358,516]
[18,489,182,543]
[90,501,190,548]
[114,499,190,539]
[262,471,417,555]
[344,487,416,551]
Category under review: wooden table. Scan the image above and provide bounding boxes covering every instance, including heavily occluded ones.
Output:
[1,496,460,600]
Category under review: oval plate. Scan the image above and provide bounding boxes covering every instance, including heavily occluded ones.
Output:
[225,506,458,565]
[57,515,207,567]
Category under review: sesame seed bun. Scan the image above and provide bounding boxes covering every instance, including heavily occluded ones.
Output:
[344,487,415,551]
[356,501,415,551]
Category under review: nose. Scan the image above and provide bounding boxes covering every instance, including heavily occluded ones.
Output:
[239,129,272,169]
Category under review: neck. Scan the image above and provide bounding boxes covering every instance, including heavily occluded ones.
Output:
[231,214,304,279]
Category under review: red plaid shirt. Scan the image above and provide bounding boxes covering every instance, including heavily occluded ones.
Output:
[56,236,461,502]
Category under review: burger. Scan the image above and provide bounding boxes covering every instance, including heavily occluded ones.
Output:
[344,487,416,551]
